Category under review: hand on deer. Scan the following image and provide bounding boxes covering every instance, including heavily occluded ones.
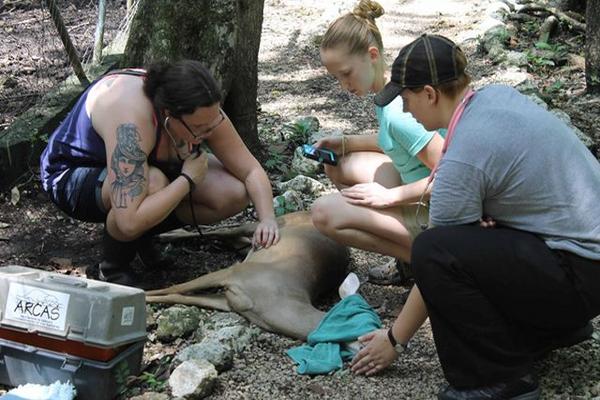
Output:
[350,329,397,376]
[252,217,280,248]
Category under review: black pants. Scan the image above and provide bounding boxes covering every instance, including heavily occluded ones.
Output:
[412,225,600,388]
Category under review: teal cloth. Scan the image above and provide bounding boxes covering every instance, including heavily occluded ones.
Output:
[286,294,381,375]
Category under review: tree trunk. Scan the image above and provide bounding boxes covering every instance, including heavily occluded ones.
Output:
[586,0,600,93]
[122,0,265,156]
[564,0,587,14]
[223,0,265,157]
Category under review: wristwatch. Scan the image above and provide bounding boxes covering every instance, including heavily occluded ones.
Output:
[387,328,408,354]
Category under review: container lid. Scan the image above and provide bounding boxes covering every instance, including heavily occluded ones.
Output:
[0,265,147,348]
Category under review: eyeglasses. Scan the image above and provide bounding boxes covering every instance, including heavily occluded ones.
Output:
[178,109,225,139]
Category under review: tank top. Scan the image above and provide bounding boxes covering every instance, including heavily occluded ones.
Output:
[40,70,162,193]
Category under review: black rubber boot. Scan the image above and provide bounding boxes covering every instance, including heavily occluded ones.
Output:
[136,234,175,270]
[97,227,139,286]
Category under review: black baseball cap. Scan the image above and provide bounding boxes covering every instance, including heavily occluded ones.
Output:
[374,34,465,107]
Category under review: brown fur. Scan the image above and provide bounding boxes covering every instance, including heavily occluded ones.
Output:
[146,212,350,340]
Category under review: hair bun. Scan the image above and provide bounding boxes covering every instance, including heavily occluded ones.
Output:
[352,0,384,21]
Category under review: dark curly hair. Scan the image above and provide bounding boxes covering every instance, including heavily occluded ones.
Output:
[143,59,222,118]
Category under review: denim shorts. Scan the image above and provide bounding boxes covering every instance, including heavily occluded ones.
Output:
[50,167,107,223]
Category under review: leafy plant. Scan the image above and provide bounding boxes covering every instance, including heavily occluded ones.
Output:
[139,371,168,391]
[526,42,569,70]
[114,360,132,396]
[281,117,319,146]
[542,79,564,95]
[274,195,298,216]
[264,145,290,176]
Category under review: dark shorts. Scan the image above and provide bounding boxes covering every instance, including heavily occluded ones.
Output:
[50,167,107,223]
[50,164,183,233]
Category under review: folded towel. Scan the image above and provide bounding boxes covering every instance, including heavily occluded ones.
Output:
[287,294,381,375]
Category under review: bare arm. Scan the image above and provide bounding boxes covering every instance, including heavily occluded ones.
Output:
[207,114,278,246]
[103,121,194,240]
[350,285,428,375]
[390,285,428,345]
[315,134,382,155]
[341,132,444,207]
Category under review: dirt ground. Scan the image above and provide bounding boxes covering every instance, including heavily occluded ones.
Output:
[0,0,599,399]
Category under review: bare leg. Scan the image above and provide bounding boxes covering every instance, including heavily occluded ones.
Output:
[176,155,249,225]
[312,192,413,262]
[324,151,402,189]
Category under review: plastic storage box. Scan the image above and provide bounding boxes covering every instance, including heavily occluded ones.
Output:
[0,265,147,349]
[0,338,144,400]
[0,265,147,399]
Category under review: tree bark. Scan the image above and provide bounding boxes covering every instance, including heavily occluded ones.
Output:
[586,0,600,93]
[222,0,265,157]
[123,0,265,156]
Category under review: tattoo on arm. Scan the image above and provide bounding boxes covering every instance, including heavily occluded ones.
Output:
[110,123,147,208]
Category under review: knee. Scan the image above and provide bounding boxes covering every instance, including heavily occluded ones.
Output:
[147,167,169,195]
[203,181,249,216]
[311,195,337,234]
[411,227,453,282]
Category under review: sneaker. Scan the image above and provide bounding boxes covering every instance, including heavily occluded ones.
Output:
[438,374,540,400]
[368,258,414,286]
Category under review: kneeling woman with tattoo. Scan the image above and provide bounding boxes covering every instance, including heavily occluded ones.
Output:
[40,60,279,286]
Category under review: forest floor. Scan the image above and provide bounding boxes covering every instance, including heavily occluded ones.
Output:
[0,0,599,399]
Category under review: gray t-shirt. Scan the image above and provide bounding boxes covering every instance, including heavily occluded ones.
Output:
[430,85,600,260]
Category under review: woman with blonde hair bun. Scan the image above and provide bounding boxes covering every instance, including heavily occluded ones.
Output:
[312,0,445,285]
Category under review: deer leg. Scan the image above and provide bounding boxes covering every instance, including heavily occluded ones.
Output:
[225,287,325,341]
[245,299,326,341]
[146,293,231,311]
[145,267,234,296]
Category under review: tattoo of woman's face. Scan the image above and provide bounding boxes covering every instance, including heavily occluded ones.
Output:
[110,123,147,208]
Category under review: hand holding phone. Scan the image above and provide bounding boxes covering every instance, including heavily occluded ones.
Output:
[302,144,338,166]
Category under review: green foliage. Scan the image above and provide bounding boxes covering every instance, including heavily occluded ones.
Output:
[114,360,131,396]
[138,371,168,392]
[541,79,564,96]
[274,195,298,216]
[264,143,290,176]
[281,119,314,145]
[526,42,569,70]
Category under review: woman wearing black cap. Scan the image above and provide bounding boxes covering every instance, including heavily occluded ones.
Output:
[41,60,279,286]
[355,33,600,400]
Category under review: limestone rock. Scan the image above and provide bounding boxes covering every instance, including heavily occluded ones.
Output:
[278,175,327,197]
[169,360,218,399]
[291,146,321,177]
[175,337,233,372]
[155,305,203,342]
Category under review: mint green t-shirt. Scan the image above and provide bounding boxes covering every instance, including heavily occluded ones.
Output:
[376,96,446,184]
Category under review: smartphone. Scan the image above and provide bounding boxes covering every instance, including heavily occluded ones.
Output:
[302,144,338,166]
